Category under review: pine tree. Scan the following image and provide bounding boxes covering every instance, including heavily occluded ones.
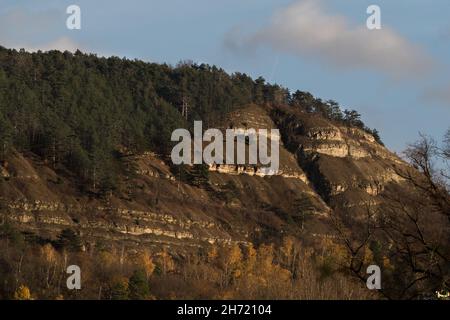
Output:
[56,229,82,252]
[110,279,129,300]
[128,270,150,300]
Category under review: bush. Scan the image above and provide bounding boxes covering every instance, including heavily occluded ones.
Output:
[128,270,150,300]
[56,229,82,252]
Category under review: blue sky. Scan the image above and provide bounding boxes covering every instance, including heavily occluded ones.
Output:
[1,0,449,153]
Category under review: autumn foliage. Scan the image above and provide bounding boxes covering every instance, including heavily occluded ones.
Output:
[0,221,374,300]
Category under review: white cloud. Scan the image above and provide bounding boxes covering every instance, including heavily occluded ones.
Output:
[226,0,434,79]
[15,37,82,53]
[422,84,450,108]
[0,8,82,53]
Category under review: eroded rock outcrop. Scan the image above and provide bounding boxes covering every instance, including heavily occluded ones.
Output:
[0,104,413,249]
[270,105,410,213]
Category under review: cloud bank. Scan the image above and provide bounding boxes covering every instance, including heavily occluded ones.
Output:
[16,37,81,53]
[422,84,450,108]
[0,8,82,53]
[226,0,434,79]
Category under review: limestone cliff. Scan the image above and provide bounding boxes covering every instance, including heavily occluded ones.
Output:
[0,104,414,251]
[271,104,410,215]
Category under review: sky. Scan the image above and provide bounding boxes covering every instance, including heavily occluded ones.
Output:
[0,0,449,153]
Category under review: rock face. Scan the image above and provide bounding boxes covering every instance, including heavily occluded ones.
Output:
[271,105,409,215]
[0,104,412,250]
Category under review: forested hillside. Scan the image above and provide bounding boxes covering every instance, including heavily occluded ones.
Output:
[1,47,448,300]
[0,46,380,195]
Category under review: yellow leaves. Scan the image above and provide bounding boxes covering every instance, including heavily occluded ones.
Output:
[257,244,274,273]
[220,290,235,300]
[280,236,300,274]
[334,244,350,266]
[280,237,294,260]
[243,244,257,273]
[98,250,117,268]
[382,256,393,270]
[41,243,57,264]
[217,244,243,281]
[228,244,242,267]
[232,269,242,279]
[14,285,31,300]
[216,243,243,272]
[317,237,349,267]
[276,268,292,283]
[363,247,374,265]
[156,247,175,275]
[109,276,130,300]
[111,276,130,291]
[207,245,218,262]
[246,243,257,260]
[134,251,155,279]
[113,276,129,286]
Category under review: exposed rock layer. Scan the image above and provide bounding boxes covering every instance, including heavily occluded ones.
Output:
[0,105,412,249]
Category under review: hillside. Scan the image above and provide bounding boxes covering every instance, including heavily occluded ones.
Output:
[0,47,448,300]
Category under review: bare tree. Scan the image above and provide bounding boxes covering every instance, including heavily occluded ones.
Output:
[332,130,450,299]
